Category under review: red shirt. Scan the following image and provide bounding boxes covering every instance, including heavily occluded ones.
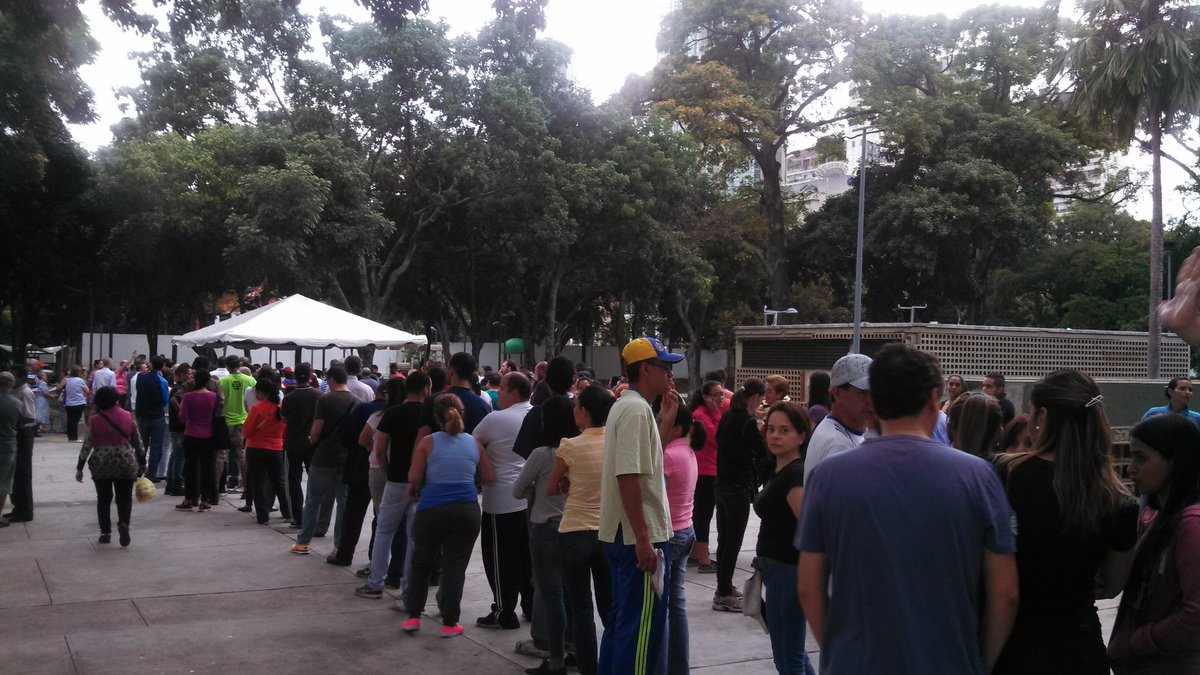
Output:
[242,400,286,451]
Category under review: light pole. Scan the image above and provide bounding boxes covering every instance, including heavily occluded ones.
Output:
[851,125,876,354]
[763,306,799,326]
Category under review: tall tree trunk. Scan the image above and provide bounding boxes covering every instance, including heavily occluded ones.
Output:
[1149,110,1163,379]
[757,147,790,309]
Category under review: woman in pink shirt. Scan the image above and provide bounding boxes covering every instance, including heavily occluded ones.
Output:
[74,386,145,546]
[659,397,703,675]
[177,369,219,512]
[688,381,723,571]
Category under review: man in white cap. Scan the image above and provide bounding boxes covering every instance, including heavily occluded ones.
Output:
[804,353,874,484]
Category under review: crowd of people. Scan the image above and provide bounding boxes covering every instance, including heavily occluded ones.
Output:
[2,329,1200,674]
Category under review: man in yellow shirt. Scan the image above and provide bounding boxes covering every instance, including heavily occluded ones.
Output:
[598,337,681,675]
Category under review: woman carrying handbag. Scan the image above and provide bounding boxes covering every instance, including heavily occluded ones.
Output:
[75,386,146,547]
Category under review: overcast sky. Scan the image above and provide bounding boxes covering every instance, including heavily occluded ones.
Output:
[69,0,1191,222]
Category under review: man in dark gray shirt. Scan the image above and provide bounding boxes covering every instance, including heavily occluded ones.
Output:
[0,372,22,526]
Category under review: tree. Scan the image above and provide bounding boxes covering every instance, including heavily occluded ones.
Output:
[1058,0,1200,376]
[653,0,862,309]
[800,7,1104,324]
[0,0,105,362]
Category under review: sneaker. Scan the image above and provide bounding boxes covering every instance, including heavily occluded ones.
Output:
[515,639,550,659]
[290,544,310,555]
[174,501,194,511]
[696,562,717,574]
[712,592,743,612]
[441,625,464,639]
[402,618,421,633]
[198,502,212,512]
[237,505,252,513]
[98,533,111,544]
[355,566,371,578]
[326,555,352,567]
[354,584,383,599]
[477,610,520,629]
[525,661,567,675]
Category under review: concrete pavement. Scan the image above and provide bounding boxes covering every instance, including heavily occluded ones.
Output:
[0,435,799,674]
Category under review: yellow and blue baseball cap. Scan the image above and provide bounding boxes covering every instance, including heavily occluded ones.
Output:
[622,337,685,365]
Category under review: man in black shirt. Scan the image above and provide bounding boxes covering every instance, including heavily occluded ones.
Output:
[982,372,1017,426]
[355,371,431,599]
[281,363,321,530]
[290,365,357,555]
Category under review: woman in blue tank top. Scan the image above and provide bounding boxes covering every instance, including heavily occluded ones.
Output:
[401,393,493,638]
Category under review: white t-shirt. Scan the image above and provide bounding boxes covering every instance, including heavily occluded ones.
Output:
[472,400,533,514]
[804,415,865,484]
[346,376,376,404]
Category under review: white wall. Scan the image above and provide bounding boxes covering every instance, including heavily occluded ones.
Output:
[79,334,728,382]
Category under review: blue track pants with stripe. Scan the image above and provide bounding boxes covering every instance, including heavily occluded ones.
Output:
[598,530,670,675]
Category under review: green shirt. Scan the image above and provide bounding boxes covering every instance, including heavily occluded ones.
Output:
[220,373,256,425]
[598,389,672,545]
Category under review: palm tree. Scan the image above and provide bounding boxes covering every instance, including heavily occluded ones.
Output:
[1058,0,1200,377]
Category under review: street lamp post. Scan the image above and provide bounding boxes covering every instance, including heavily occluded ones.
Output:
[851,125,876,354]
[763,306,799,326]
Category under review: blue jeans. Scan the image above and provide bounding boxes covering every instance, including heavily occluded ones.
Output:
[760,558,816,675]
[137,416,166,477]
[658,527,694,675]
[297,465,346,546]
[366,481,414,590]
[167,431,185,484]
[529,518,568,662]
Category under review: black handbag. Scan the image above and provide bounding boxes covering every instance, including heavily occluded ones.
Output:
[206,391,232,451]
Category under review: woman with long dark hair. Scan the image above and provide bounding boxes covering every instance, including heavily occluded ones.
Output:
[805,372,831,427]
[513,394,578,675]
[993,370,1137,675]
[243,378,289,524]
[712,378,768,612]
[754,401,815,675]
[74,386,145,546]
[1108,414,1200,673]
[687,381,723,572]
[946,391,1004,458]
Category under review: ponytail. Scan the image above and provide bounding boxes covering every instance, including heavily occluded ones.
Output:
[443,408,464,435]
[434,393,466,436]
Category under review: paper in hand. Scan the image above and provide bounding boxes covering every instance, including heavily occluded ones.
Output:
[651,549,665,599]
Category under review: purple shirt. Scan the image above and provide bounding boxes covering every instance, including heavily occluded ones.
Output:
[180,390,217,438]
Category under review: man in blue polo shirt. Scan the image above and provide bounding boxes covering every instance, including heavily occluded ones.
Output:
[797,344,1019,675]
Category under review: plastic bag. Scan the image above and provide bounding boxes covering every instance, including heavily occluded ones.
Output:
[742,569,768,633]
[135,476,157,503]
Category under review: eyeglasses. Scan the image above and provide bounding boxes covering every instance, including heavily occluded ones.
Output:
[647,362,674,373]
[705,392,725,399]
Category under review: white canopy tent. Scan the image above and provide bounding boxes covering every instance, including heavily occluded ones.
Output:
[172,295,427,351]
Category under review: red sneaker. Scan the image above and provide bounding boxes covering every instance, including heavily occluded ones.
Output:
[402,618,421,633]
[441,625,464,639]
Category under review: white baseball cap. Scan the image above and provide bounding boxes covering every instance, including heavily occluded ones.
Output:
[830,353,872,390]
